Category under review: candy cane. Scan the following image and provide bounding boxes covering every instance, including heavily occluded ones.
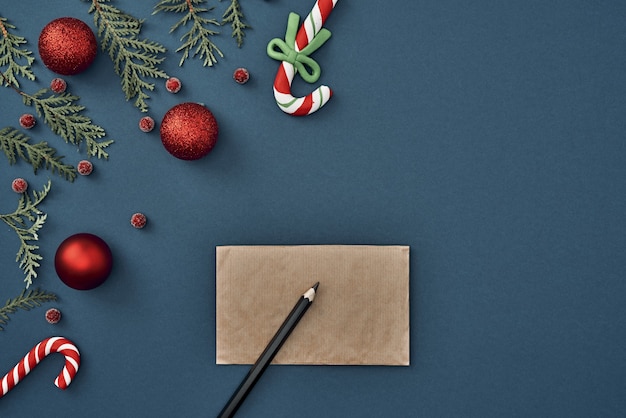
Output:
[1,337,80,398]
[267,0,339,116]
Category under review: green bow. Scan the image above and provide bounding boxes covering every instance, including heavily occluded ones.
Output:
[267,12,332,84]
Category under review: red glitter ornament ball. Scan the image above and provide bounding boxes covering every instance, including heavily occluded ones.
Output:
[55,233,113,290]
[160,102,219,160]
[38,17,97,75]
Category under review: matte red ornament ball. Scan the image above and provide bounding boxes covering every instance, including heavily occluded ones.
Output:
[38,17,97,75]
[55,233,113,290]
[160,102,219,160]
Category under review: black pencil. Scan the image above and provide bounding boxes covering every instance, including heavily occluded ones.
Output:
[217,282,319,418]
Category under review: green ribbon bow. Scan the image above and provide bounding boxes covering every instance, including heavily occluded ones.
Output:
[267,12,332,84]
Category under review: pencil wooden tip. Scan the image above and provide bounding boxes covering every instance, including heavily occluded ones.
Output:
[312,282,319,291]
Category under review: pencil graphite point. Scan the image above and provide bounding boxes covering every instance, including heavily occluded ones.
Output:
[313,282,319,291]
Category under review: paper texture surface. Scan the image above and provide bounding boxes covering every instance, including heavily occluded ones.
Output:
[215,245,410,366]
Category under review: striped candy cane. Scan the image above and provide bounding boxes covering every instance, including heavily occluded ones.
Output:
[1,337,80,398]
[267,0,339,116]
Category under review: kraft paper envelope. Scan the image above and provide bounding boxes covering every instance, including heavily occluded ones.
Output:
[215,245,410,366]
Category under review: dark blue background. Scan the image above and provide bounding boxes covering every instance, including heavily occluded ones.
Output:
[1,1,625,417]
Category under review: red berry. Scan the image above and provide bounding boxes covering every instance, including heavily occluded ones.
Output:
[233,67,250,84]
[50,78,67,93]
[130,213,147,229]
[77,160,93,176]
[45,308,62,324]
[11,178,28,193]
[139,116,155,133]
[19,114,36,129]
[165,77,182,93]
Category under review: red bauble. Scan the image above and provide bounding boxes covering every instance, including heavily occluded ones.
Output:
[38,17,97,76]
[55,233,113,290]
[160,102,219,160]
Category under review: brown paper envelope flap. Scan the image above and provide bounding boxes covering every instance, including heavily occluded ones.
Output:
[215,245,410,366]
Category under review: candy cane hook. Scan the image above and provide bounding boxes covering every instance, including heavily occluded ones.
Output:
[267,0,339,116]
[1,337,80,398]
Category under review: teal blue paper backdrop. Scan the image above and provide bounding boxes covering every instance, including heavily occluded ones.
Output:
[1,1,625,417]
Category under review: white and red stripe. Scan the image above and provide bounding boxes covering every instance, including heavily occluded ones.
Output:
[273,0,339,116]
[1,337,80,398]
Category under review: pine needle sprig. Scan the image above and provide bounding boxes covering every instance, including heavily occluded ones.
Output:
[0,127,77,181]
[0,16,35,88]
[154,0,224,67]
[88,0,168,112]
[21,89,114,159]
[0,288,57,330]
[221,0,249,48]
[0,180,51,288]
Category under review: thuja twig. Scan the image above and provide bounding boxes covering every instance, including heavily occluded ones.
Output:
[0,180,51,288]
[1,72,114,159]
[22,89,114,159]
[153,0,224,67]
[0,127,77,181]
[0,288,57,330]
[88,0,168,112]
[221,0,249,47]
[0,15,35,88]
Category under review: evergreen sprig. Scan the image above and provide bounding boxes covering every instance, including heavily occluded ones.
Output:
[0,16,35,88]
[0,127,77,181]
[0,288,57,330]
[154,0,224,67]
[21,89,114,159]
[221,0,249,48]
[88,0,169,112]
[0,180,51,288]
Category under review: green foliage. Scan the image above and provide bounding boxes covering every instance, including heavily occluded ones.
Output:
[221,0,249,48]
[21,89,114,159]
[0,16,35,88]
[89,0,168,112]
[0,288,57,330]
[0,127,77,181]
[0,180,51,288]
[154,0,224,67]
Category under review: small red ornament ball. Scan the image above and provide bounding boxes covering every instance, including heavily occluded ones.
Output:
[160,102,219,160]
[38,17,97,76]
[55,233,113,290]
